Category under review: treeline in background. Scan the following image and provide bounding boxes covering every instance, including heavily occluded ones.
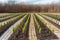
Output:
[0,4,60,13]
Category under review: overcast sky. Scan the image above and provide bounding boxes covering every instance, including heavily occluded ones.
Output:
[0,0,60,4]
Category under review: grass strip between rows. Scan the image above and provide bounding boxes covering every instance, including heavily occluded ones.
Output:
[33,15,42,34]
[13,14,28,32]
[22,14,30,33]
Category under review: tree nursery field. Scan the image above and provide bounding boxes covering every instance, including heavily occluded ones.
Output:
[0,13,60,40]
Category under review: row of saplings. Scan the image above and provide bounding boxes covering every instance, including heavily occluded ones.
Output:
[44,14,60,21]
[0,14,25,36]
[40,14,60,29]
[8,14,31,40]
[0,14,20,22]
[33,14,58,40]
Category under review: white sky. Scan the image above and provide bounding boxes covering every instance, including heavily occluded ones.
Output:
[0,0,60,4]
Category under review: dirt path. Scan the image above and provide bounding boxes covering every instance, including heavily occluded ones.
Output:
[29,14,37,40]
[36,14,60,39]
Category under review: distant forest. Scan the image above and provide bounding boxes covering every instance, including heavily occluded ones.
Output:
[0,4,60,13]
